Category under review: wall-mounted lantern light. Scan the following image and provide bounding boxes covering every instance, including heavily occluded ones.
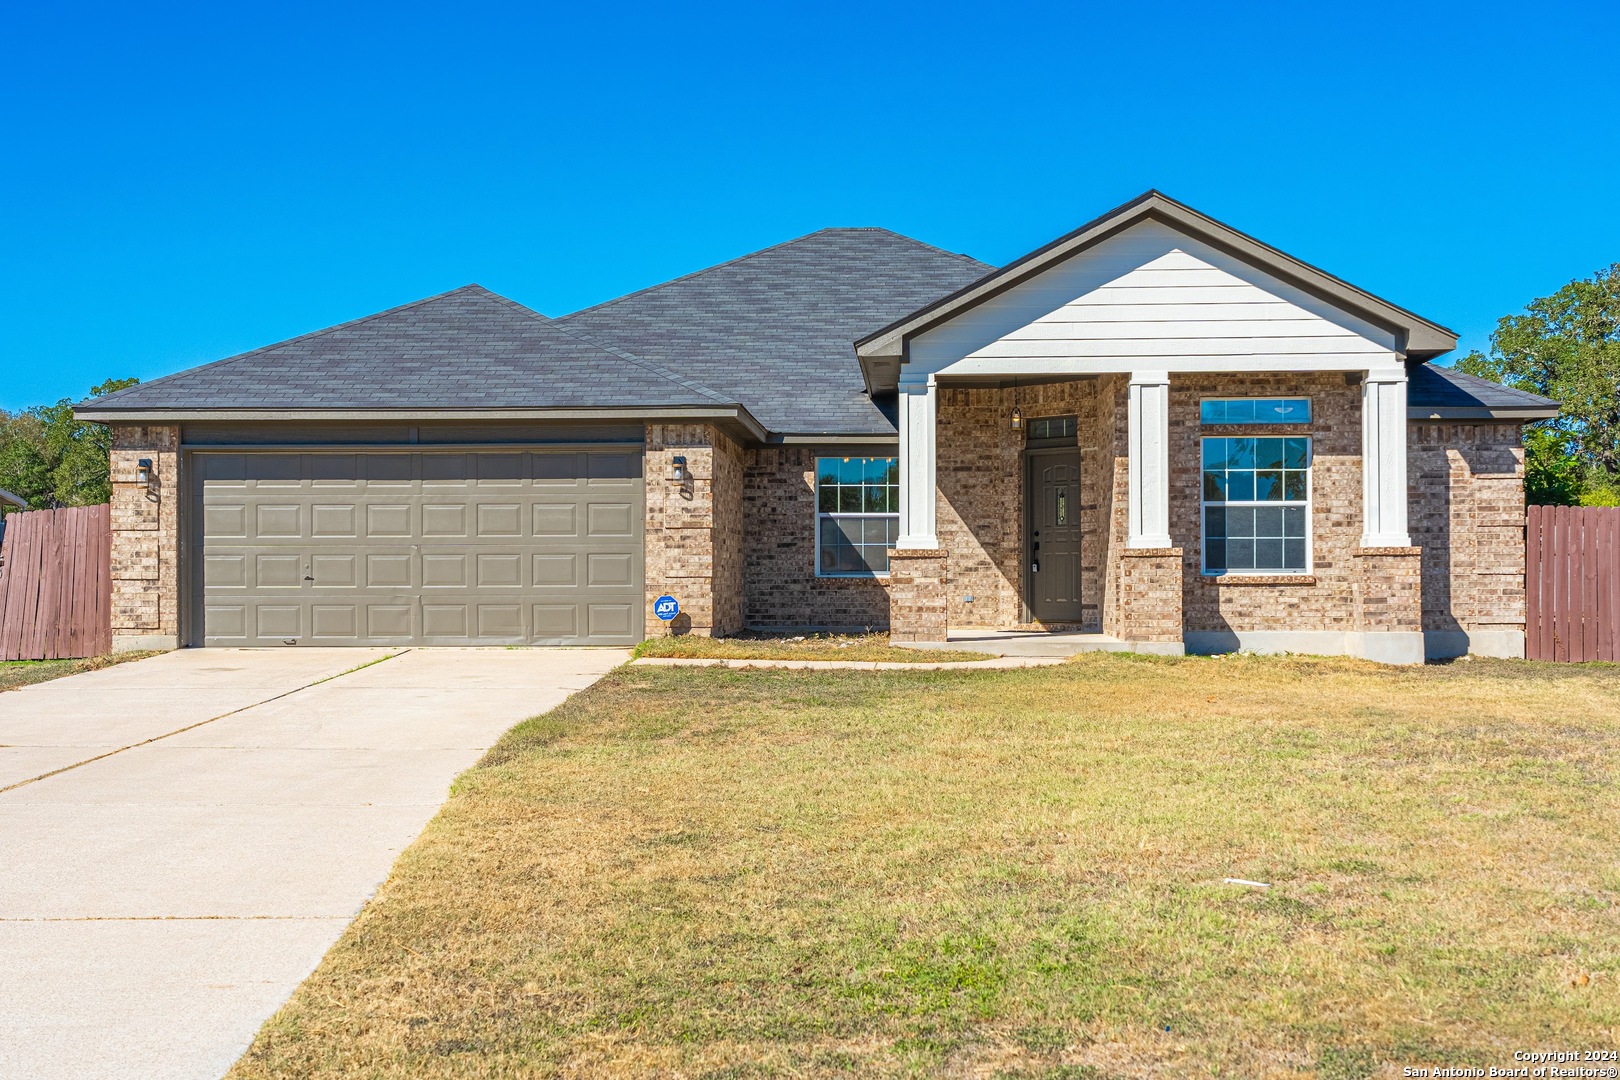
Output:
[137,458,154,486]
[671,455,688,483]
[1010,406,1023,432]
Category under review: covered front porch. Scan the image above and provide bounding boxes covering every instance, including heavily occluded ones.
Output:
[881,367,1421,663]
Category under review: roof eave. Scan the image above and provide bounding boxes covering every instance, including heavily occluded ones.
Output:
[855,191,1460,391]
[75,404,774,445]
[1407,405,1561,421]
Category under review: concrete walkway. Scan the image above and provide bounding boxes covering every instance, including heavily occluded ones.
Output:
[895,627,1184,657]
[0,646,626,1080]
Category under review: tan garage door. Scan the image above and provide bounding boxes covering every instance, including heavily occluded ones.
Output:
[195,450,643,646]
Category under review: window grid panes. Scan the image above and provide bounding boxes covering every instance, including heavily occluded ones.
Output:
[816,457,899,576]
[1200,398,1311,425]
[1202,436,1310,575]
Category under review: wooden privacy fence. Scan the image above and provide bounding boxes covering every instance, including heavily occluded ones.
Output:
[0,505,112,661]
[1526,504,1620,662]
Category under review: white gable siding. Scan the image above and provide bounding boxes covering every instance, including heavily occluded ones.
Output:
[908,220,1403,380]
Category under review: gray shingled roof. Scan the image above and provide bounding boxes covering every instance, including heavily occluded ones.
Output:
[555,229,992,435]
[1408,364,1559,415]
[85,285,732,413]
[80,225,1552,433]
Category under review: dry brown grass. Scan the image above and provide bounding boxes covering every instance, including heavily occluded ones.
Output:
[0,650,158,692]
[633,630,988,663]
[230,654,1620,1079]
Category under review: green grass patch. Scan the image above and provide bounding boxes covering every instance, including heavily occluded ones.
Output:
[0,651,159,692]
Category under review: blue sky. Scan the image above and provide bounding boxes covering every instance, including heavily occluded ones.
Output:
[3,0,1617,411]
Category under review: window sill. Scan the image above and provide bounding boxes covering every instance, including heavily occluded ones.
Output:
[1200,573,1316,586]
[816,573,891,580]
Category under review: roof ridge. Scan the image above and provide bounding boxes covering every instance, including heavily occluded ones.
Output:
[845,226,993,270]
[85,284,500,409]
[557,227,981,322]
[478,291,735,406]
[557,230,844,321]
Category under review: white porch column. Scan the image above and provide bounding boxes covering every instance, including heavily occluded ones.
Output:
[896,376,938,549]
[1360,369,1411,547]
[1127,370,1172,549]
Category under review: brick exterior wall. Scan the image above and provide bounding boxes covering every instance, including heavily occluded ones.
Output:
[1409,422,1527,638]
[643,424,745,638]
[1355,547,1424,631]
[741,448,892,630]
[1169,373,1365,633]
[109,425,180,651]
[1113,548,1184,642]
[887,549,948,642]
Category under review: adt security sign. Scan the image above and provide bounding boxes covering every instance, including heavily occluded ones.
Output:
[654,595,680,621]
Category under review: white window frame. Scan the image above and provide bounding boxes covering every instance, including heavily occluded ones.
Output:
[814,456,899,579]
[1199,435,1313,577]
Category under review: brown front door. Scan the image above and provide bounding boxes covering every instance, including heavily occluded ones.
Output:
[1027,448,1083,623]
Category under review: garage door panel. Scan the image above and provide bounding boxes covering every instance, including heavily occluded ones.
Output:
[533,503,578,537]
[364,553,414,588]
[255,505,302,538]
[586,502,635,536]
[421,605,469,638]
[587,604,635,638]
[204,554,247,588]
[422,553,469,588]
[204,504,247,537]
[367,605,413,638]
[586,452,639,482]
[198,449,643,646]
[422,503,468,537]
[311,504,357,537]
[255,605,304,638]
[310,455,361,485]
[311,554,357,587]
[311,605,360,640]
[477,605,525,638]
[533,553,577,586]
[253,554,304,588]
[475,504,521,537]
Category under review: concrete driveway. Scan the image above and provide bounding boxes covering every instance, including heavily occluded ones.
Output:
[0,646,626,1080]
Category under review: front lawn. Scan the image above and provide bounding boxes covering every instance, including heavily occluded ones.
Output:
[231,655,1620,1078]
[0,651,156,692]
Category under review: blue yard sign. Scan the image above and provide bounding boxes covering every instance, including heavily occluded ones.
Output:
[654,595,680,621]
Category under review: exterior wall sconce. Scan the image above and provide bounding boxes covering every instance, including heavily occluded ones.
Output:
[670,455,688,483]
[1010,406,1023,432]
[137,458,153,486]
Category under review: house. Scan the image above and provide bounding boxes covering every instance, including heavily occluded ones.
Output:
[77,192,1558,663]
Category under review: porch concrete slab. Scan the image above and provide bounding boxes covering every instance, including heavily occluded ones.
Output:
[0,644,627,1079]
[0,917,346,1080]
[896,629,1184,658]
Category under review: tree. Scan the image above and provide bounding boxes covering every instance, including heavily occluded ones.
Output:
[0,378,139,512]
[1455,263,1620,505]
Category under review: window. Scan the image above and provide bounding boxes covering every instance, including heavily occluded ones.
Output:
[1026,415,1077,442]
[1200,398,1311,425]
[1202,437,1310,575]
[816,457,899,576]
